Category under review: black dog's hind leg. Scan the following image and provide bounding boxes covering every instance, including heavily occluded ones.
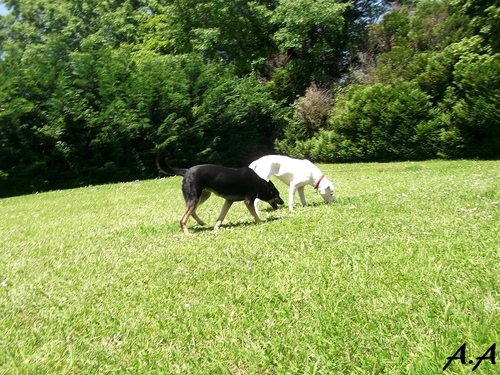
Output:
[191,211,205,226]
[180,190,212,234]
[180,204,196,235]
[191,190,211,226]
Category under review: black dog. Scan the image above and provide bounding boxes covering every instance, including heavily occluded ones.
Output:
[157,153,284,235]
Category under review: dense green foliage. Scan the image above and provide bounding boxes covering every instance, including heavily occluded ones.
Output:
[277,0,500,161]
[0,0,499,195]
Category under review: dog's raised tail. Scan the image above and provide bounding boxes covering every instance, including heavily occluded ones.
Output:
[156,151,187,176]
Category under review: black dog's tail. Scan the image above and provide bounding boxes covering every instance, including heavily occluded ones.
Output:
[156,151,188,177]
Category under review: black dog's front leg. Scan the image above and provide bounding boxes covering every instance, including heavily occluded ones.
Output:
[214,199,234,230]
[244,200,261,224]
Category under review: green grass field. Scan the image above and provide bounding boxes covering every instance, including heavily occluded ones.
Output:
[1,160,499,374]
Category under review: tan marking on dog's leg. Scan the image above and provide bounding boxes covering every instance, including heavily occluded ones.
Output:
[297,186,307,206]
[180,205,196,235]
[214,200,233,230]
[245,200,262,224]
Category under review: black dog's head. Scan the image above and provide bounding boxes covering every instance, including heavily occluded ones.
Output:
[260,180,284,209]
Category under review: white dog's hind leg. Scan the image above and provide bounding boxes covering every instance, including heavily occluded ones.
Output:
[288,182,298,211]
[297,186,307,207]
[253,198,261,216]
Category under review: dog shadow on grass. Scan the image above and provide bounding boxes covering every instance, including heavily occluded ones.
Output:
[188,215,282,233]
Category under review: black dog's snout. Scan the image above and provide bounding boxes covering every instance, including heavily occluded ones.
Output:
[270,196,284,209]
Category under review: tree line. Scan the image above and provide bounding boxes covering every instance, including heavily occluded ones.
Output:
[0,0,498,196]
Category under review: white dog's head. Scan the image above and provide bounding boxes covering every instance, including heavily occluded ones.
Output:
[318,180,335,204]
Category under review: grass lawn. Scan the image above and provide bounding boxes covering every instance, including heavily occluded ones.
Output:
[1,160,499,374]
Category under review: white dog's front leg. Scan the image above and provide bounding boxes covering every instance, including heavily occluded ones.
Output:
[288,183,297,211]
[297,186,307,207]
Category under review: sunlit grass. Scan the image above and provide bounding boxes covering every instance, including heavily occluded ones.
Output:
[1,160,499,374]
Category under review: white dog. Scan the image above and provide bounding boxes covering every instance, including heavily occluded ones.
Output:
[249,155,334,211]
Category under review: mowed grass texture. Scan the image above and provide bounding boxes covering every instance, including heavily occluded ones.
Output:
[1,160,499,374]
